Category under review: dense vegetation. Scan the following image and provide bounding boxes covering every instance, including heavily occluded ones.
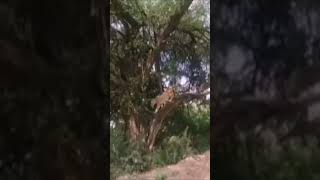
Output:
[110,0,210,178]
[111,107,209,179]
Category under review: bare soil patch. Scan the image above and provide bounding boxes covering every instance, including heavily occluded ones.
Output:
[116,151,210,180]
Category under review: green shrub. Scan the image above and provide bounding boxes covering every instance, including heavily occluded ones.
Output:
[110,105,210,179]
[167,105,210,153]
[110,128,152,178]
[153,127,195,166]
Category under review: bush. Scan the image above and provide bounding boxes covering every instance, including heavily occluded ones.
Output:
[152,127,195,166]
[110,105,210,179]
[167,105,210,153]
[110,127,195,178]
[110,128,152,178]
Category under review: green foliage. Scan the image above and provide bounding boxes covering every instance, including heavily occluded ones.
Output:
[111,125,196,178]
[167,105,210,152]
[110,128,151,178]
[111,136,149,178]
[152,127,195,166]
[111,0,210,121]
[111,106,210,178]
[110,0,210,178]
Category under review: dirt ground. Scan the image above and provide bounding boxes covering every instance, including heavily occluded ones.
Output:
[116,151,210,180]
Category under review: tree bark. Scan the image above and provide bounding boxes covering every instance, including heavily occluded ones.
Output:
[127,109,146,143]
[146,91,208,151]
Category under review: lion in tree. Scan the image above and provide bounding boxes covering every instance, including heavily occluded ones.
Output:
[150,87,177,113]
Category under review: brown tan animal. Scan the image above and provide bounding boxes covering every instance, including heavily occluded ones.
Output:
[151,87,176,113]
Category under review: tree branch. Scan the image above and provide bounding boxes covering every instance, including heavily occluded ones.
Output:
[145,0,194,92]
[111,0,140,28]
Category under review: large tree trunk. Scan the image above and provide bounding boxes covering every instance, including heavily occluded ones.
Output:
[146,116,167,151]
[128,114,141,142]
[127,104,173,151]
[127,91,208,151]
[127,113,167,151]
[128,110,146,143]
[146,98,183,151]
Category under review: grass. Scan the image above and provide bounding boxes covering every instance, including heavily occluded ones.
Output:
[110,105,210,179]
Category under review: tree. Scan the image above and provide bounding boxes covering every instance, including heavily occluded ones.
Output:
[110,0,209,151]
